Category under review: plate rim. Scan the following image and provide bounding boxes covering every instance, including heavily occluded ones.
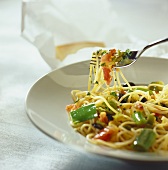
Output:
[25,56,168,162]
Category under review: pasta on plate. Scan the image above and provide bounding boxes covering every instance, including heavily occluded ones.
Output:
[66,49,168,152]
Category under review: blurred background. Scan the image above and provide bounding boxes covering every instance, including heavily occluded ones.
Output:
[1,0,168,66]
[0,0,47,68]
[20,0,168,68]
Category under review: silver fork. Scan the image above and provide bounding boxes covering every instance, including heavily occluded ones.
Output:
[115,37,168,68]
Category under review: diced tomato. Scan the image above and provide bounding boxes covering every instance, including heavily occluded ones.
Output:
[154,113,160,117]
[102,67,112,85]
[101,54,111,63]
[101,49,117,85]
[99,112,108,124]
[120,89,126,95]
[109,49,116,56]
[135,103,143,110]
[101,49,116,63]
[94,128,114,141]
[154,113,162,123]
[65,104,77,113]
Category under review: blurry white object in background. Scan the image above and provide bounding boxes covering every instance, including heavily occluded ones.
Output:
[108,0,168,42]
[21,0,168,69]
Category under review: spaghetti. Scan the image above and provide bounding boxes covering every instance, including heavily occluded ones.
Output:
[66,49,168,152]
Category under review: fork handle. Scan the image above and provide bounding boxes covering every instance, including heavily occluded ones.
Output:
[137,37,168,59]
[146,37,168,49]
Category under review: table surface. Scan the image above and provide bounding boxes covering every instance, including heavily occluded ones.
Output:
[1,0,168,170]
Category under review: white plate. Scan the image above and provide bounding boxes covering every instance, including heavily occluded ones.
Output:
[25,56,168,161]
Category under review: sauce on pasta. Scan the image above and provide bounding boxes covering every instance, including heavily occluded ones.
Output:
[66,49,168,152]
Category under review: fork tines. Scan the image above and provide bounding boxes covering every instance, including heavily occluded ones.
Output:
[90,56,101,66]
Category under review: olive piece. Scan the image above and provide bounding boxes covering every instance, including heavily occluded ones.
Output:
[122,82,136,87]
[106,113,114,121]
[141,97,147,103]
[118,92,124,99]
[92,123,104,130]
[118,93,128,103]
[161,103,168,108]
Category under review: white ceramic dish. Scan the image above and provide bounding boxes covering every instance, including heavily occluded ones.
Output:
[25,56,168,161]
